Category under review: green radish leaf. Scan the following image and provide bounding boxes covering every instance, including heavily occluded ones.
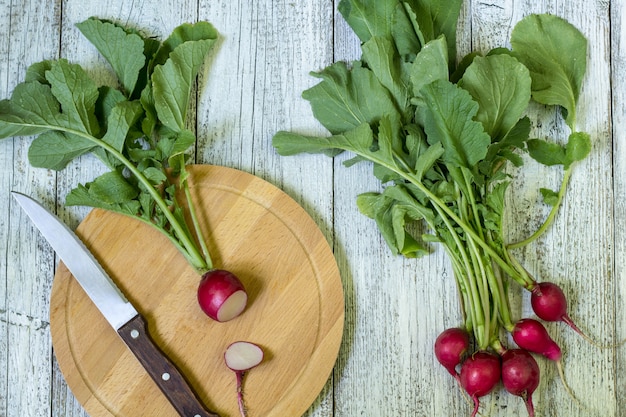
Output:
[302,61,400,135]
[355,192,403,256]
[0,81,68,138]
[25,60,54,84]
[357,186,433,257]
[450,52,480,83]
[403,0,463,65]
[373,164,403,183]
[377,114,404,164]
[28,131,94,170]
[404,124,426,167]
[169,129,197,158]
[46,60,100,135]
[362,36,410,116]
[460,54,531,140]
[420,79,491,169]
[142,167,168,185]
[391,2,424,60]
[480,116,531,176]
[152,36,216,132]
[89,171,139,204]
[527,138,566,166]
[102,100,144,152]
[356,192,382,219]
[410,36,449,98]
[540,187,560,207]
[95,86,127,131]
[152,21,219,67]
[66,183,141,215]
[76,18,146,96]
[510,14,587,129]
[273,123,374,157]
[414,142,444,179]
[391,205,427,258]
[72,170,139,205]
[564,131,591,169]
[167,129,196,173]
[338,0,397,43]
[272,131,344,156]
[140,82,158,136]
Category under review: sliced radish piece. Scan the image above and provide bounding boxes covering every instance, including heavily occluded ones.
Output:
[225,341,264,371]
[224,341,264,417]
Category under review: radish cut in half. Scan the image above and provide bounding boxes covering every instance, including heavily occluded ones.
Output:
[224,341,264,417]
[197,269,248,322]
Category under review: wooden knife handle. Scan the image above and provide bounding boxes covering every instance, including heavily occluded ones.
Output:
[118,314,220,417]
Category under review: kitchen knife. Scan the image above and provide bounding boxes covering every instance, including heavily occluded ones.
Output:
[12,191,219,417]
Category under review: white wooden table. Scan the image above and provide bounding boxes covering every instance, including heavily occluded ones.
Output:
[1,1,624,416]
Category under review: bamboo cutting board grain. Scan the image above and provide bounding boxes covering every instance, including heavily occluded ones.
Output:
[49,165,344,417]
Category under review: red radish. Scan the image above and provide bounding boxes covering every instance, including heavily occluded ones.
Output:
[512,319,580,406]
[224,341,264,417]
[197,269,248,322]
[459,351,501,417]
[512,318,562,361]
[434,327,470,379]
[501,349,540,417]
[530,282,585,335]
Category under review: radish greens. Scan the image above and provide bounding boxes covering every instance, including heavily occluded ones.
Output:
[0,18,218,273]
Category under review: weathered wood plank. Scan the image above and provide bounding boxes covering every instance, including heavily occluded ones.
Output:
[505,2,616,416]
[611,0,626,415]
[1,1,62,417]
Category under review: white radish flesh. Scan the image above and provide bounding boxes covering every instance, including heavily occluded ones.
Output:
[225,341,264,371]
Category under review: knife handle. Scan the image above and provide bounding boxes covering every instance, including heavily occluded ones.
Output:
[118,314,220,417]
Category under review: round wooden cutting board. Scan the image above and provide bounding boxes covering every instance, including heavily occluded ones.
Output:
[49,165,344,417]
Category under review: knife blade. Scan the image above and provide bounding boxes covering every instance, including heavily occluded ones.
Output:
[12,191,219,417]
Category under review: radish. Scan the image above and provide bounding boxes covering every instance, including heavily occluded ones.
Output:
[197,269,248,322]
[512,318,561,361]
[501,349,540,417]
[459,351,501,417]
[224,341,264,417]
[530,282,583,334]
[434,327,470,379]
[512,318,580,405]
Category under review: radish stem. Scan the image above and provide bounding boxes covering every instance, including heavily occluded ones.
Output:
[179,162,213,270]
[508,167,573,250]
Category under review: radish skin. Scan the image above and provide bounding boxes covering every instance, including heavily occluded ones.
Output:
[512,319,562,361]
[224,341,264,417]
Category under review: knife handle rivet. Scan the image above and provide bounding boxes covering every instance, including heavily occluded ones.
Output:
[130,329,140,339]
[161,372,171,381]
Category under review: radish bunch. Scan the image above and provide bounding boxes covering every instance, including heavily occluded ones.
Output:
[271,1,605,416]
[434,271,602,415]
